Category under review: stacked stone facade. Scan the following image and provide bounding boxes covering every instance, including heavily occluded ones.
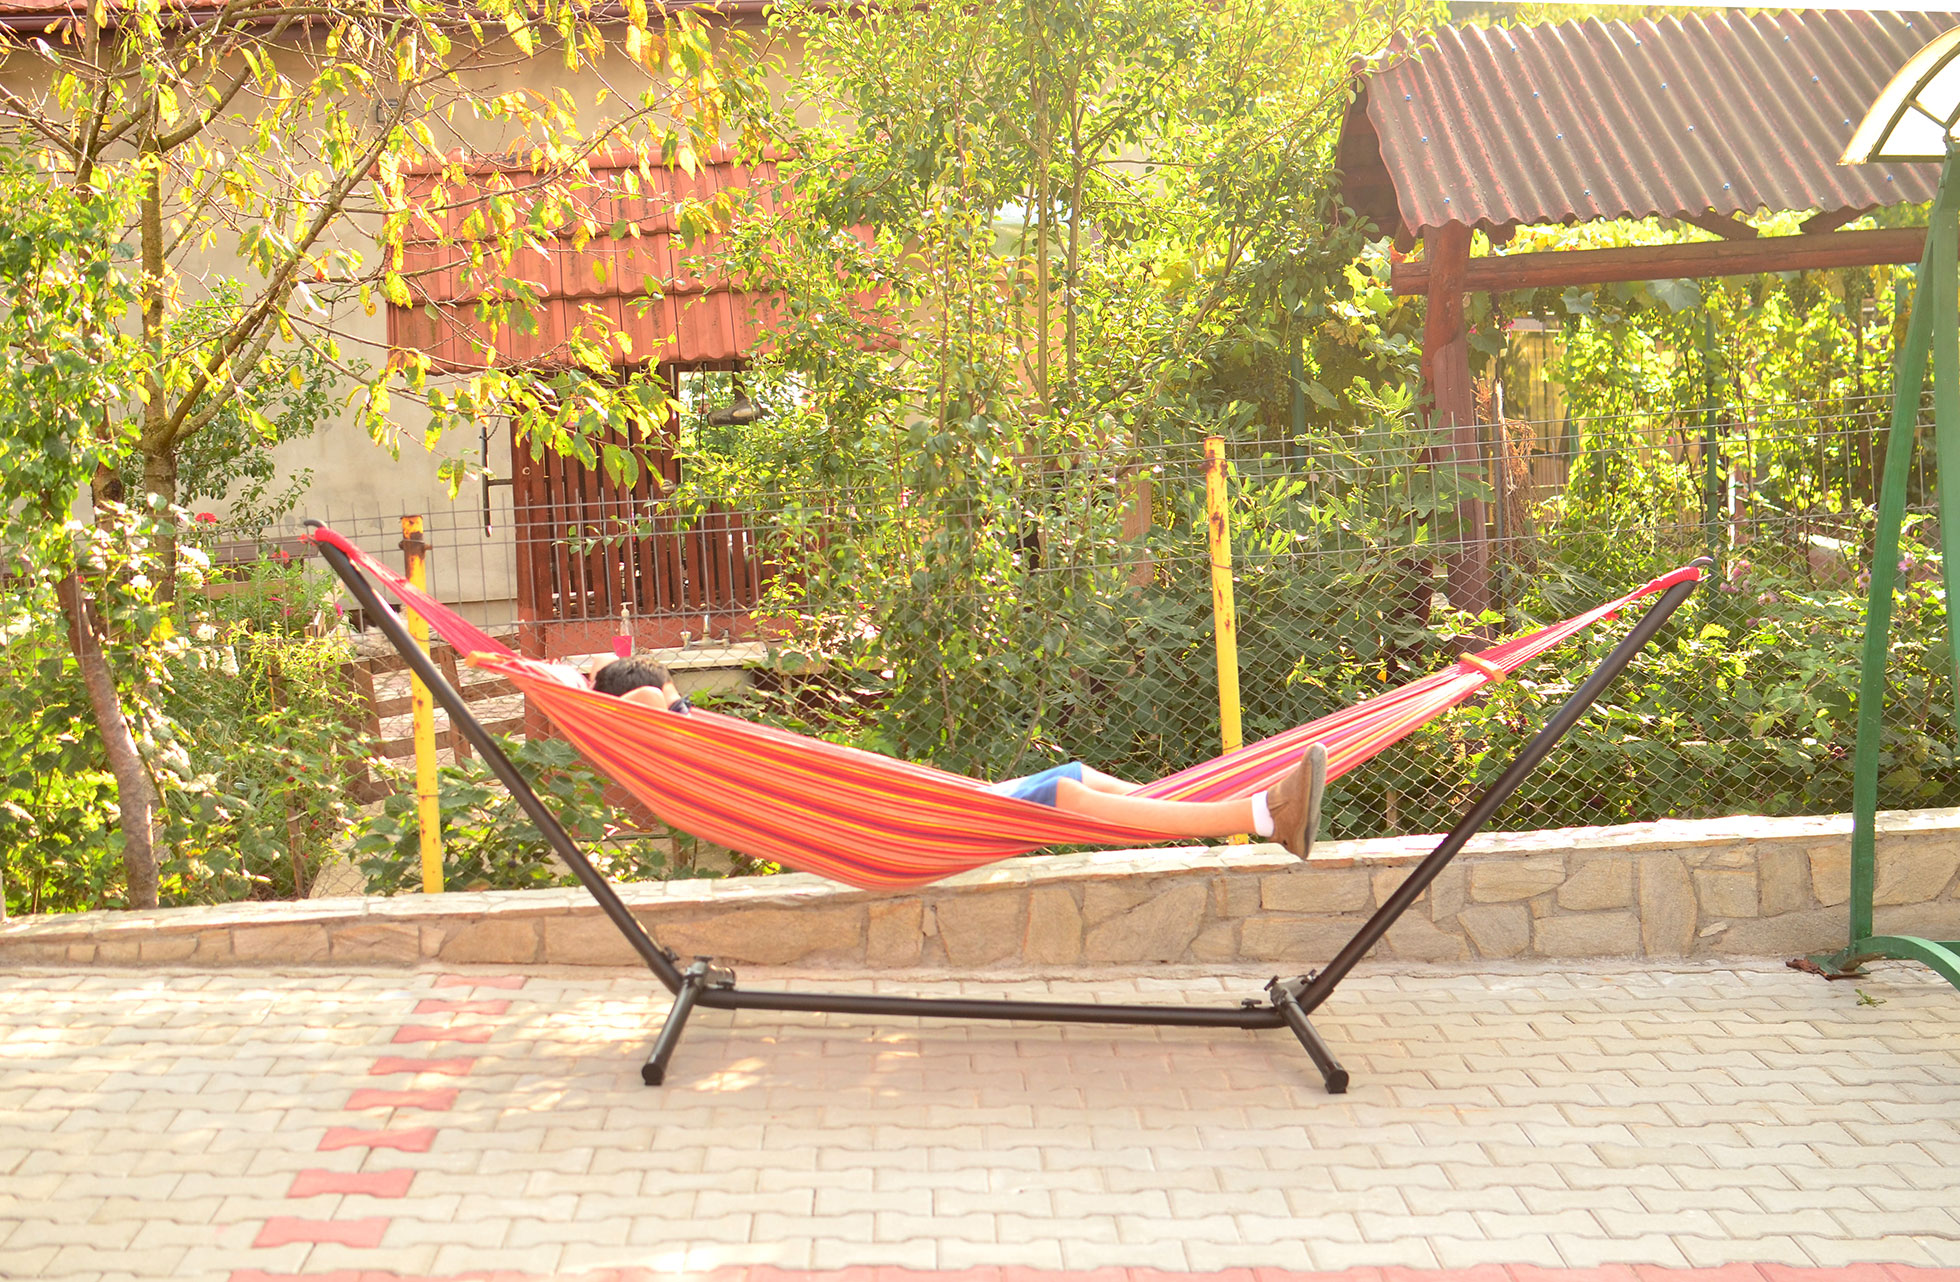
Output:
[5,808,1959,968]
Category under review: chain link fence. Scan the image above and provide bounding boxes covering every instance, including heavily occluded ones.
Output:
[240,388,1952,848]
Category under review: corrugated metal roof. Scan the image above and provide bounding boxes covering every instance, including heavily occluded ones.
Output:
[389,151,784,370]
[1339,11,1956,240]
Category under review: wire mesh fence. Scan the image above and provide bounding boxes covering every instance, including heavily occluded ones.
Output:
[230,387,1953,846]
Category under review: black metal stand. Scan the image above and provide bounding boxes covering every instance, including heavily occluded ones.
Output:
[310,523,1704,1095]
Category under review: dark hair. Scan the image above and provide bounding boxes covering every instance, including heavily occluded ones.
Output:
[592,656,674,697]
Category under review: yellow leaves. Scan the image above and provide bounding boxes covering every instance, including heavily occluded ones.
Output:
[360,283,376,317]
[288,364,304,391]
[503,9,534,56]
[383,273,411,308]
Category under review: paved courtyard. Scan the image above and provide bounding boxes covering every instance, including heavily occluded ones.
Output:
[2,958,1957,1281]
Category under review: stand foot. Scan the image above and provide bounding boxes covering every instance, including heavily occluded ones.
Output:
[642,980,699,1085]
[1268,981,1349,1094]
[642,957,740,1085]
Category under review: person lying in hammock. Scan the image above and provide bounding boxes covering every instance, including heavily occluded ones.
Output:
[591,657,1329,859]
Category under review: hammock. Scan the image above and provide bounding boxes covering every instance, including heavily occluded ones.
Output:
[309,528,1701,889]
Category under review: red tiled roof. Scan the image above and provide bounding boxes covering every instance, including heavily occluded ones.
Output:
[388,151,785,370]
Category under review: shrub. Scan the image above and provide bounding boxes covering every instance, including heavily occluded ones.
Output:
[350,734,722,895]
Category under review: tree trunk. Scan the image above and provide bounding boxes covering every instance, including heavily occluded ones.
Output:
[142,444,179,595]
[139,138,178,601]
[56,572,161,909]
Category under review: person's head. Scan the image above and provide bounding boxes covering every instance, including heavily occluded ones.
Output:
[591,656,675,698]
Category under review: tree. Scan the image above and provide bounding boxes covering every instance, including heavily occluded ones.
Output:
[0,154,153,904]
[0,0,753,905]
[676,0,1435,777]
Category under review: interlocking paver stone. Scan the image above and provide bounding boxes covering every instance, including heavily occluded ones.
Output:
[0,958,1957,1280]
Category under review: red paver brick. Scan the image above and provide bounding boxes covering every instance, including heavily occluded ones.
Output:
[1015,1269,1135,1282]
[318,1125,438,1153]
[346,1087,459,1111]
[218,1266,1960,1282]
[1765,1269,1893,1282]
[1386,1268,1510,1282]
[1513,1269,1640,1282]
[874,1269,998,1282]
[1258,1269,1384,1282]
[414,998,512,1015]
[434,973,527,989]
[251,1216,390,1248]
[369,1056,476,1076]
[287,1169,417,1199]
[392,1023,494,1044]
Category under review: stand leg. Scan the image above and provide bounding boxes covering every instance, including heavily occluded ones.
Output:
[643,974,704,1086]
[1270,985,1349,1094]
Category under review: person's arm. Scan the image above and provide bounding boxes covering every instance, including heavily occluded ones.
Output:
[620,681,690,712]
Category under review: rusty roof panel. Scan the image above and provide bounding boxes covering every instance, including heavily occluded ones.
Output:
[1346,11,1956,239]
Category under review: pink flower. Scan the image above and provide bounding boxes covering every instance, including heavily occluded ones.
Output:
[194,512,218,524]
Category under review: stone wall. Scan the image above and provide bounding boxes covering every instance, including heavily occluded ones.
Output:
[5,808,1960,969]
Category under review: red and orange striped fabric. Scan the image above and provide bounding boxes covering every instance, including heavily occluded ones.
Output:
[311,528,1701,888]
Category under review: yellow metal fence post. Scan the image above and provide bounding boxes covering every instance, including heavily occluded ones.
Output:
[400,515,444,894]
[1204,437,1247,843]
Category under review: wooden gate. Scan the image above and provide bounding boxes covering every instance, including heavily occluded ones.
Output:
[511,377,766,657]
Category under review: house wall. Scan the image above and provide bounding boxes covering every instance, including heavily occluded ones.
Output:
[0,14,794,627]
[277,17,791,626]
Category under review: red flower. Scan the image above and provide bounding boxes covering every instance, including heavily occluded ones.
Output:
[194,512,218,524]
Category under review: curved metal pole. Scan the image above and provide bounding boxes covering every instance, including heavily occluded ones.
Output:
[1296,562,1709,1012]
[309,524,686,994]
[1842,152,1960,959]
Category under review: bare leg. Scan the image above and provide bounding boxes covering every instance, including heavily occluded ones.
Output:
[1053,777,1255,837]
[1076,766,1138,795]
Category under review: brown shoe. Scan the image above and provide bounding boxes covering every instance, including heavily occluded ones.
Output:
[1267,743,1327,859]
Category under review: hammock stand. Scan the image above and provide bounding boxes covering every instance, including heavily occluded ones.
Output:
[314,530,1705,1094]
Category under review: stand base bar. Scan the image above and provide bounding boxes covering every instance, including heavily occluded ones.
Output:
[697,987,1286,1028]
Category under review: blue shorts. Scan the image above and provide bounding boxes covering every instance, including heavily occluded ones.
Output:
[987,762,1084,808]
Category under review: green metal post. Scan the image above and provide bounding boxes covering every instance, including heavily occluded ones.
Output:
[1818,150,1960,978]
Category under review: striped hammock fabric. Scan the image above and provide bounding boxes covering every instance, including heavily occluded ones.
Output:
[310,528,1702,889]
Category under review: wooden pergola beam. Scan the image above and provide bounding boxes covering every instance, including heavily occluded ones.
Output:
[1391,226,1927,296]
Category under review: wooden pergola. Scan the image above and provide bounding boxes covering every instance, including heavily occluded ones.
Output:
[1336,10,1952,612]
